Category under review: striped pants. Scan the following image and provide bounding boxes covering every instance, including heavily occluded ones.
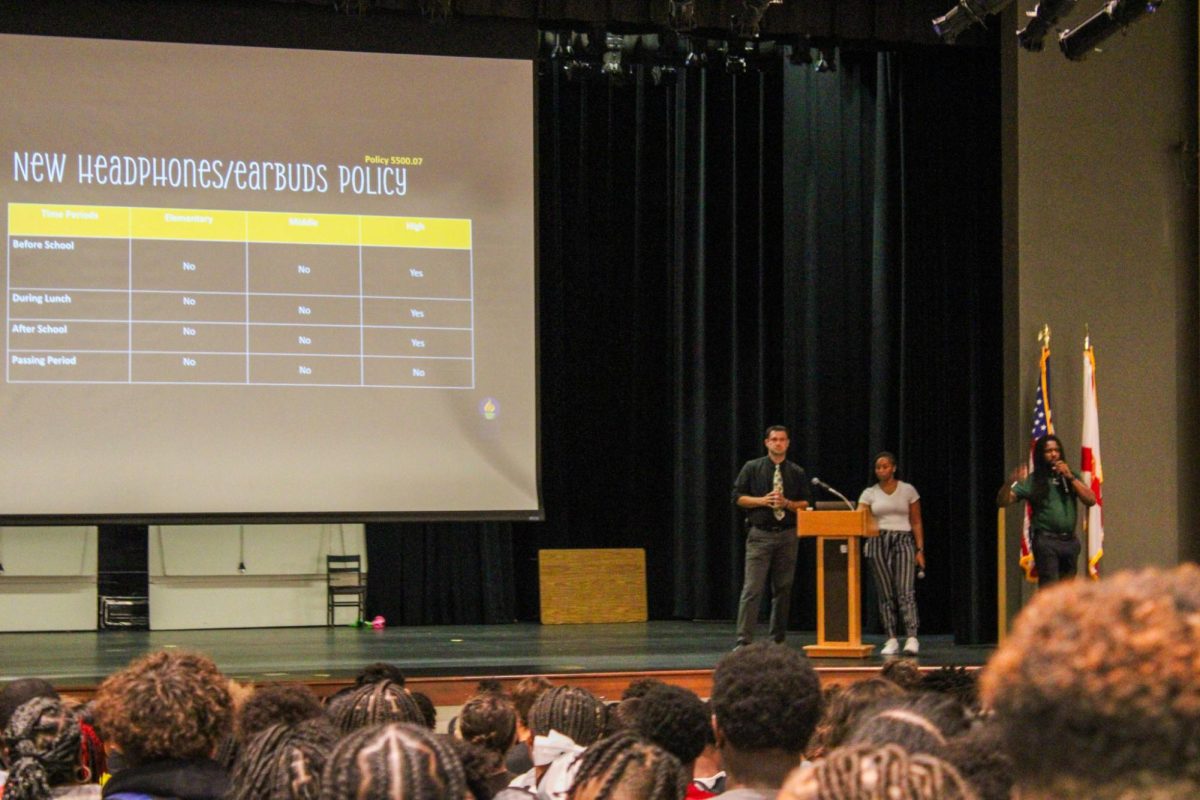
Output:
[869,529,919,639]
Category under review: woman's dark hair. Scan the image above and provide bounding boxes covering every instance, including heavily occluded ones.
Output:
[318,723,467,800]
[1,697,84,800]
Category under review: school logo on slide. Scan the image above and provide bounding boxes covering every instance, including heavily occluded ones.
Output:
[479,397,499,420]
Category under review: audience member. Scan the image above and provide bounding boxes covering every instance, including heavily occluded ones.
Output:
[457,693,519,797]
[410,691,437,730]
[566,733,687,800]
[318,722,468,800]
[498,686,606,800]
[709,643,823,798]
[876,660,921,693]
[937,722,1013,800]
[805,679,903,761]
[505,678,553,776]
[778,743,977,800]
[238,685,326,741]
[326,680,424,735]
[92,650,232,800]
[2,697,100,800]
[981,565,1200,799]
[916,667,979,714]
[226,719,337,800]
[843,693,968,758]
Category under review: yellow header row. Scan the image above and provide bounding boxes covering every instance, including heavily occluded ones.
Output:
[7,204,472,249]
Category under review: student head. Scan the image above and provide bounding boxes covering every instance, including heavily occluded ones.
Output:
[228,719,338,800]
[843,693,970,758]
[620,684,710,769]
[327,680,425,735]
[709,643,823,790]
[92,650,232,767]
[527,686,607,747]
[567,732,688,800]
[457,692,517,758]
[981,565,1200,799]
[319,722,469,800]
[779,743,977,800]
[1,697,87,800]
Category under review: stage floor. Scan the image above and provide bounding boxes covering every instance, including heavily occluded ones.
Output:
[0,622,995,703]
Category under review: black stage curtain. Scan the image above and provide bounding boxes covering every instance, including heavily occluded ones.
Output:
[367,46,1002,644]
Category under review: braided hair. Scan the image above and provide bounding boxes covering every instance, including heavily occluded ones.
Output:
[783,743,977,800]
[458,693,517,757]
[326,680,424,735]
[528,686,606,748]
[227,718,338,800]
[2,697,84,800]
[318,722,469,800]
[567,732,687,800]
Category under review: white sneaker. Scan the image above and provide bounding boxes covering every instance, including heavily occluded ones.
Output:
[903,637,920,655]
[880,637,900,655]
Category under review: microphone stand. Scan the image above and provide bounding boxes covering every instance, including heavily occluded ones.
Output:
[811,478,855,511]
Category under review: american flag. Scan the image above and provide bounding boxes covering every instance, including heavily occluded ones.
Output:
[1019,339,1053,582]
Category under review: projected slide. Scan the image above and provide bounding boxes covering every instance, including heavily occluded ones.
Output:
[0,35,538,519]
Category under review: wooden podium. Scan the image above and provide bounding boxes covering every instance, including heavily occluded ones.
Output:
[798,507,878,658]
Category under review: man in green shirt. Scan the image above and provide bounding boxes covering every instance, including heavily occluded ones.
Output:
[998,434,1097,587]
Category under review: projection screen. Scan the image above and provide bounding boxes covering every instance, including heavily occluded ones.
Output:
[0,33,539,521]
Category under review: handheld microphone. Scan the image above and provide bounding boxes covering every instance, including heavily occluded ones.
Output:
[810,477,855,511]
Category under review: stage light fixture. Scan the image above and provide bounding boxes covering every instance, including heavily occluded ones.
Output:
[1017,0,1079,51]
[1059,0,1163,60]
[932,0,1016,43]
[601,32,629,82]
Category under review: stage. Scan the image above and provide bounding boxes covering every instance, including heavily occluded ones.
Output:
[0,622,994,704]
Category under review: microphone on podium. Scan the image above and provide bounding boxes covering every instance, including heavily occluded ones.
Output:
[810,477,855,511]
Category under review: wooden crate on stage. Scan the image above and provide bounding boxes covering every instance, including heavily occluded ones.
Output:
[539,548,647,624]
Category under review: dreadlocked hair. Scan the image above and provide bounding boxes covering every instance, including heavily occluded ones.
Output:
[458,693,517,756]
[567,732,687,800]
[227,718,338,800]
[327,680,424,735]
[317,722,468,800]
[2,697,85,800]
[528,686,606,747]
[785,743,977,800]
